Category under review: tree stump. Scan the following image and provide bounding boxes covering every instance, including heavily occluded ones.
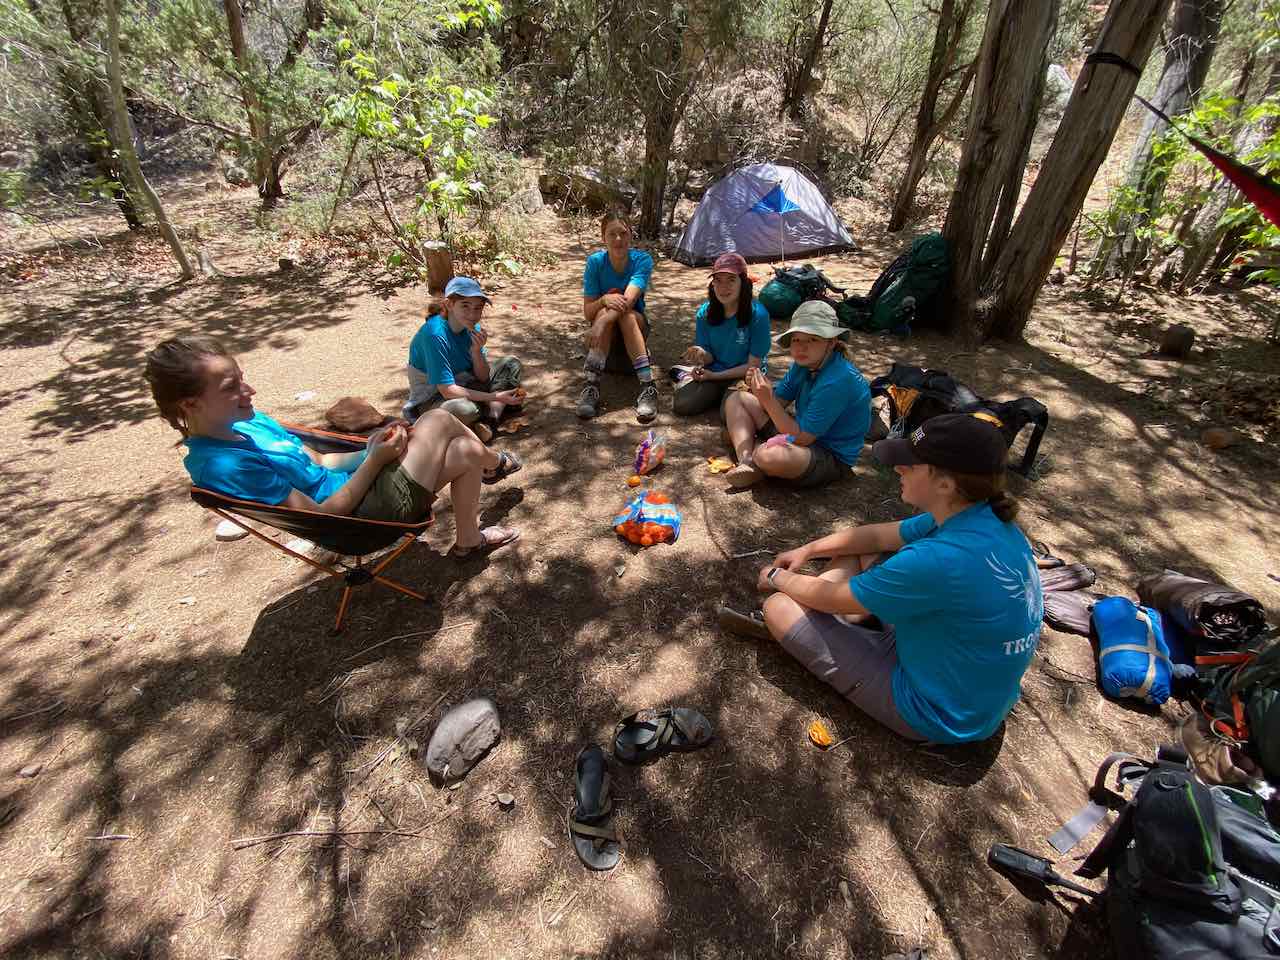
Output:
[1159,323,1196,358]
[422,241,454,294]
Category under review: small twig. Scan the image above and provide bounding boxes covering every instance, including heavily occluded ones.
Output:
[230,828,428,850]
[85,834,133,841]
[342,621,474,662]
[545,891,580,927]
[349,690,450,779]
[731,549,773,560]
[688,851,720,876]
[2,701,66,724]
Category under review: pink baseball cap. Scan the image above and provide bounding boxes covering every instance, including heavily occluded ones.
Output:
[709,252,748,277]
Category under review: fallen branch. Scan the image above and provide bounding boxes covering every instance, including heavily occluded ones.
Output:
[731,549,773,559]
[2,701,66,724]
[342,621,474,662]
[231,828,427,850]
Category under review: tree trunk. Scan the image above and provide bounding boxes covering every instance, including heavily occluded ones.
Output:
[981,0,1175,340]
[779,0,835,124]
[1097,0,1223,274]
[637,98,678,239]
[104,0,194,280]
[887,0,978,232]
[1161,56,1280,289]
[222,0,283,200]
[940,0,1058,337]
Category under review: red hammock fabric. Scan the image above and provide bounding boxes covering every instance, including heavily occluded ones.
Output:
[1136,95,1280,230]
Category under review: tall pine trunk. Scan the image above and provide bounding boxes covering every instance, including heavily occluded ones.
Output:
[982,0,1175,339]
[1095,0,1223,275]
[887,0,978,233]
[940,0,1058,338]
[104,0,194,280]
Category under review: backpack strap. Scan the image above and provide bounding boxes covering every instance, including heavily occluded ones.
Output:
[1049,751,1148,854]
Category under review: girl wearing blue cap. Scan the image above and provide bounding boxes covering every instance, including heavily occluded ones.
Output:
[404,276,526,441]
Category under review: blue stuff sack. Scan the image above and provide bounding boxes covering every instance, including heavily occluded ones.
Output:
[1092,596,1173,705]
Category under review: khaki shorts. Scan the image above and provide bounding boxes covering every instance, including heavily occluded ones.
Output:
[779,612,924,741]
[354,463,434,523]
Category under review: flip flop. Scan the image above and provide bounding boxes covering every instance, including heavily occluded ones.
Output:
[613,707,715,765]
[717,605,771,640]
[568,745,621,871]
[451,525,521,558]
[482,450,523,485]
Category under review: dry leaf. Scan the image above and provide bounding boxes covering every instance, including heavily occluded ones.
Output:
[807,719,835,748]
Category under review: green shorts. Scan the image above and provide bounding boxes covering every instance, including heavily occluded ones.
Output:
[354,463,435,522]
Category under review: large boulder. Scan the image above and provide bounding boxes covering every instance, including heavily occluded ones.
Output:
[424,698,501,786]
[506,184,544,215]
[538,166,636,213]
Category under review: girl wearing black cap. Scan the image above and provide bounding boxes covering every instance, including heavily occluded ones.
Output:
[729,413,1042,744]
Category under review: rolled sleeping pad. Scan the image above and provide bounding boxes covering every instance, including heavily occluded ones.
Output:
[1092,596,1173,706]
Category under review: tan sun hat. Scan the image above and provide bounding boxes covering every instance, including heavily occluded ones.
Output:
[774,300,848,347]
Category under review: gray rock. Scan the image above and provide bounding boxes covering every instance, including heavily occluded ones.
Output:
[425,698,500,785]
[223,163,252,187]
[507,185,543,215]
[18,762,42,779]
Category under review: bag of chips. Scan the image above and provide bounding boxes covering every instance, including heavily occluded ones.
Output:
[612,490,682,546]
[633,430,667,475]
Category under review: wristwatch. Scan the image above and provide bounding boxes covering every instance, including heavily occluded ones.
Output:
[767,567,782,587]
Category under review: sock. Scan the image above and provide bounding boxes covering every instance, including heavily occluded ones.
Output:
[583,349,605,385]
[633,353,654,383]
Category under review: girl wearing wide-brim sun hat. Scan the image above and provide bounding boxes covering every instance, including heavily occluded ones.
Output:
[721,299,872,489]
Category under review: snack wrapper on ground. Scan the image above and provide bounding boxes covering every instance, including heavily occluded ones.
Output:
[612,490,682,546]
[634,430,667,475]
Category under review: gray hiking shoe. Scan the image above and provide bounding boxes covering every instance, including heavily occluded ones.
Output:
[576,383,601,419]
[635,383,659,423]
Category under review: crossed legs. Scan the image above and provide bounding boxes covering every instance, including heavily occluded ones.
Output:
[722,391,813,481]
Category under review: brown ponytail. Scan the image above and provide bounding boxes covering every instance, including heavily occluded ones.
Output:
[935,468,1020,523]
[144,336,230,437]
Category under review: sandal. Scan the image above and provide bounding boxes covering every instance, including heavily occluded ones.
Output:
[451,525,521,558]
[482,450,523,485]
[717,605,771,641]
[613,707,714,766]
[567,745,621,871]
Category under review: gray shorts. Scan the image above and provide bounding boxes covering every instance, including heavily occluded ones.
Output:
[779,612,925,741]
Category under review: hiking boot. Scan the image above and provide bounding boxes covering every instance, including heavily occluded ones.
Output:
[576,384,601,419]
[635,383,659,423]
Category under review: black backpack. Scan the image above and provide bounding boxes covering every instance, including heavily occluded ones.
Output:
[1054,750,1280,959]
[868,362,1049,476]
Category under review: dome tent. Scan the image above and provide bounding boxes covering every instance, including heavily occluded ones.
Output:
[673,162,855,266]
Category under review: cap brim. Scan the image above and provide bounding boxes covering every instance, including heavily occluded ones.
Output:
[872,438,921,467]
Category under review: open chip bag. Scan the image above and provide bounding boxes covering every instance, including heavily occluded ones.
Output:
[613,490,682,546]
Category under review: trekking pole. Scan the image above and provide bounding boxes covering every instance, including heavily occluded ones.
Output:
[987,844,1100,899]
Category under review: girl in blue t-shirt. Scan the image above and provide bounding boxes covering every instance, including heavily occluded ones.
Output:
[673,251,773,417]
[720,300,871,490]
[145,336,523,557]
[719,413,1042,745]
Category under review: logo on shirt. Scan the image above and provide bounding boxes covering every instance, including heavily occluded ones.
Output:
[987,552,1044,656]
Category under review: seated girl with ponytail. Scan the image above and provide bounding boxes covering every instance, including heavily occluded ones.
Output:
[145,336,522,557]
[725,413,1043,744]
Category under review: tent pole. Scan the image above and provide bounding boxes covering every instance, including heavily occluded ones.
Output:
[777,179,785,269]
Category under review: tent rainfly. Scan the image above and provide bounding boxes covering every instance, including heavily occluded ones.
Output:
[673,162,856,266]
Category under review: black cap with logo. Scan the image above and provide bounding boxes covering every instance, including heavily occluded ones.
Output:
[872,412,1009,474]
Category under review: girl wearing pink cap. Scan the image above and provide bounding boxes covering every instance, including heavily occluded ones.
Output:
[673,252,773,417]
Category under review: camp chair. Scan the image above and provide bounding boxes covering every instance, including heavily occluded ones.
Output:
[190,422,433,631]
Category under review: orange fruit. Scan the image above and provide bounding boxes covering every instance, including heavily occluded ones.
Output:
[640,535,653,546]
[614,524,626,535]
[627,474,643,487]
[627,530,641,544]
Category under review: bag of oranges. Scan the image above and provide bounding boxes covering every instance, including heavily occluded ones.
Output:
[633,430,667,475]
[612,490,682,546]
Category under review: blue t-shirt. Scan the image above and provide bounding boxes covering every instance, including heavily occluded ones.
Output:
[772,354,871,465]
[183,411,359,506]
[849,503,1044,743]
[408,314,484,389]
[582,249,654,313]
[694,300,772,375]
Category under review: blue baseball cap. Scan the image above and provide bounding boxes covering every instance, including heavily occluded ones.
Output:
[444,276,491,302]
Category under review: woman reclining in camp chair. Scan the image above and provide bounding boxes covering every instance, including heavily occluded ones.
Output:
[145,336,522,556]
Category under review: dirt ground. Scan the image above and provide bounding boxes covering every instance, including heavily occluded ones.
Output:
[1,177,1279,960]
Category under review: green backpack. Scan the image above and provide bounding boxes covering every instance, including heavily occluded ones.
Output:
[837,233,951,333]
